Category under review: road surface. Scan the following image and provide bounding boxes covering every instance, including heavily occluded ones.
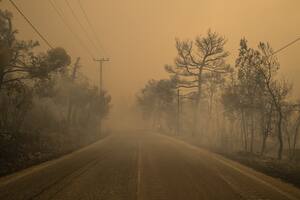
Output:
[1,131,300,200]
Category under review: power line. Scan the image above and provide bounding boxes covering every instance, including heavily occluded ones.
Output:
[77,0,108,56]
[273,37,300,55]
[48,0,95,59]
[9,0,53,49]
[65,0,100,55]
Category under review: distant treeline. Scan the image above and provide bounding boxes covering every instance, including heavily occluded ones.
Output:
[0,9,111,175]
[137,30,300,161]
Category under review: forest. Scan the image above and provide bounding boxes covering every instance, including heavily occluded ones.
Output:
[0,8,111,175]
[137,30,300,162]
[2,0,300,199]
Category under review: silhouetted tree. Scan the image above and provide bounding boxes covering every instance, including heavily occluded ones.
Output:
[223,39,292,159]
[166,30,230,136]
[0,9,71,89]
[137,78,177,131]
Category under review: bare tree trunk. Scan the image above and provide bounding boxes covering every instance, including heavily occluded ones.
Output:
[292,117,300,160]
[241,111,248,152]
[192,100,197,137]
[284,120,292,160]
[250,112,255,153]
[261,134,268,156]
[195,68,203,137]
[261,103,274,156]
[277,110,284,160]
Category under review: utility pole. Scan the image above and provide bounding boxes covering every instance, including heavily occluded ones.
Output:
[94,58,110,94]
[93,58,109,136]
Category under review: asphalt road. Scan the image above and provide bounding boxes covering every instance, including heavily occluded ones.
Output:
[1,131,300,200]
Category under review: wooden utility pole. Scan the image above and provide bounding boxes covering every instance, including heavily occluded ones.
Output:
[94,58,110,135]
[94,58,109,94]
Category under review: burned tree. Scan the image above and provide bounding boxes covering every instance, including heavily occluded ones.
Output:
[0,9,70,89]
[166,30,230,136]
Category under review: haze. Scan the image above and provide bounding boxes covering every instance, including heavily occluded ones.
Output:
[1,1,300,199]
[2,0,300,109]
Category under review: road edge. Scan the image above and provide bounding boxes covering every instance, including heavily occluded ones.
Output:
[156,132,300,200]
[0,135,112,187]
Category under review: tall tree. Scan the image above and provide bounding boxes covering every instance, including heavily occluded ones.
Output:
[166,30,230,135]
[0,9,71,89]
[232,39,292,159]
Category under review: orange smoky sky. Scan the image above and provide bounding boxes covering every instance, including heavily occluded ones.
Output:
[1,0,300,121]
